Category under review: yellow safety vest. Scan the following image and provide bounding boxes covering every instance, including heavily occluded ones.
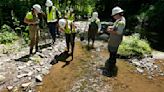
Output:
[65,20,76,34]
[25,11,33,20]
[68,14,75,22]
[46,6,56,22]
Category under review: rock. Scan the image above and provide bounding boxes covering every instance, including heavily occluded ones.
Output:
[12,87,19,92]
[27,71,33,76]
[39,61,44,66]
[152,51,164,59]
[96,48,101,52]
[2,58,11,62]
[42,48,47,52]
[35,75,42,82]
[45,65,52,70]
[41,68,49,75]
[132,59,141,67]
[18,65,26,70]
[148,76,153,79]
[7,86,13,91]
[136,68,144,73]
[21,82,32,88]
[54,48,59,52]
[26,61,33,66]
[160,73,164,76]
[0,75,6,82]
[47,47,53,50]
[28,90,33,92]
[17,74,27,78]
[153,65,158,68]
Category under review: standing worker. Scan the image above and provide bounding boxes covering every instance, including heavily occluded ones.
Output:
[88,12,101,49]
[45,0,59,44]
[24,4,42,55]
[104,6,126,77]
[59,15,76,60]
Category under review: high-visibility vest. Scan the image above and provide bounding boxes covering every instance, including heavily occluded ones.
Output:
[25,11,39,24]
[46,6,57,22]
[65,20,76,34]
[25,11,33,20]
[68,14,75,22]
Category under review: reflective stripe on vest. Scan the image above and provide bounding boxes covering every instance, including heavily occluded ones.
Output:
[46,6,56,22]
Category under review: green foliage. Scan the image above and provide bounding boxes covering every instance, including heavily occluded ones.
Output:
[0,24,19,44]
[22,26,30,44]
[0,24,12,32]
[0,31,18,44]
[118,33,152,57]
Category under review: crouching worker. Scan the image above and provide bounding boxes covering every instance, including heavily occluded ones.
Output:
[58,16,76,60]
[24,4,42,55]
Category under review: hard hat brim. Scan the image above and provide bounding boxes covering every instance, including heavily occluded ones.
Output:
[111,10,124,16]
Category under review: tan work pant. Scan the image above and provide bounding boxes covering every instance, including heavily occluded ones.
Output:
[29,25,40,49]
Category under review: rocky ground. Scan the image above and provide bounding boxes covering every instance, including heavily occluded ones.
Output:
[0,37,164,92]
[0,37,67,92]
[0,21,164,92]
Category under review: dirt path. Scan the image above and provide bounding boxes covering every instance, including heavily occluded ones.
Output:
[35,42,164,92]
[35,42,90,92]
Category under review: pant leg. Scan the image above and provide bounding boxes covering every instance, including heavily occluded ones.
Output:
[71,33,76,55]
[65,34,71,52]
[48,22,56,42]
[29,26,36,49]
[35,27,40,51]
[55,22,60,36]
[105,45,118,70]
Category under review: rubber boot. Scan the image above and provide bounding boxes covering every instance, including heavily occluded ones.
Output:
[29,47,33,55]
[34,46,38,53]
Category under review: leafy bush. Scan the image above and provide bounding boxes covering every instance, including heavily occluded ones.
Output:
[0,31,18,44]
[118,33,152,57]
[0,24,12,32]
[0,24,18,44]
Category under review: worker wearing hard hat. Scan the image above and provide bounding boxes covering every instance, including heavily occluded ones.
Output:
[58,15,76,60]
[24,4,42,55]
[104,6,126,77]
[88,11,101,49]
[45,0,59,44]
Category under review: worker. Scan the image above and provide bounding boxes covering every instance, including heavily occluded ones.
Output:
[45,0,59,44]
[88,12,101,49]
[104,6,126,77]
[24,4,42,55]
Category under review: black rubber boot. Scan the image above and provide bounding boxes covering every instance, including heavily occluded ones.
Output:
[29,47,33,55]
[36,45,39,52]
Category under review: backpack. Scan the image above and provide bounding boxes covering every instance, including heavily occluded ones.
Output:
[89,20,98,30]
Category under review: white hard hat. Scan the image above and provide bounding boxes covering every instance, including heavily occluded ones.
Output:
[33,4,42,13]
[111,6,124,16]
[92,12,98,18]
[58,19,66,28]
[46,0,53,7]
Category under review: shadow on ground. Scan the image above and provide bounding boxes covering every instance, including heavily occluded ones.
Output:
[15,43,52,62]
[14,54,31,62]
[39,43,52,49]
[50,51,72,68]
